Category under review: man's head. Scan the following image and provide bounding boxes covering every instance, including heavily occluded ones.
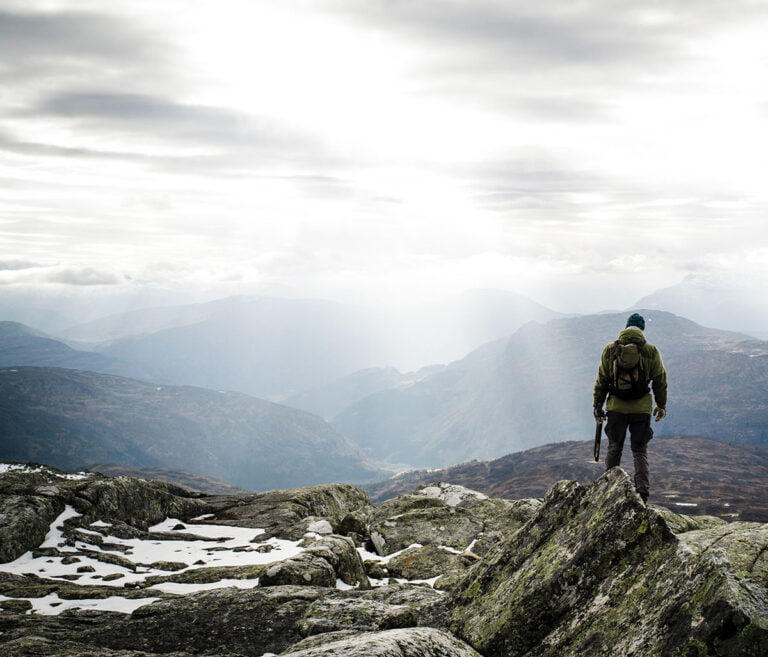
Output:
[626,313,645,331]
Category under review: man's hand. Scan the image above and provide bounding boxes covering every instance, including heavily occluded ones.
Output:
[593,406,606,421]
[653,406,666,422]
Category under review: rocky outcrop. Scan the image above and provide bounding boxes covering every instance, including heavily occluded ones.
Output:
[3,464,766,657]
[0,584,445,657]
[412,483,489,507]
[72,477,207,530]
[650,504,727,534]
[449,468,768,657]
[368,482,538,557]
[679,521,768,590]
[260,535,369,588]
[0,495,62,563]
[386,545,469,581]
[281,627,481,656]
[80,585,327,655]
[295,597,416,637]
[0,636,200,657]
[0,466,210,563]
[204,483,372,539]
[370,507,482,556]
[360,583,451,630]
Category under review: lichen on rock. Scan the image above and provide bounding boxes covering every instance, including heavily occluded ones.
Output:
[386,544,469,581]
[260,535,369,588]
[280,627,482,657]
[203,483,372,540]
[449,468,768,657]
[1,466,209,564]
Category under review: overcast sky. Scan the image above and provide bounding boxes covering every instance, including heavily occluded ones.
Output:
[2,0,768,313]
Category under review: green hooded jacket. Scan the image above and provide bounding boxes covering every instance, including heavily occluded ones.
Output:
[593,327,668,414]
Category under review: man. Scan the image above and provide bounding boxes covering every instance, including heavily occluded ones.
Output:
[593,313,667,503]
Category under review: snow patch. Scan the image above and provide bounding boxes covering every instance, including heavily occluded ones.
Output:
[0,463,91,480]
[60,472,92,480]
[417,483,487,507]
[41,505,82,549]
[0,593,160,616]
[391,576,441,588]
[151,579,261,594]
[356,543,423,565]
[0,512,304,590]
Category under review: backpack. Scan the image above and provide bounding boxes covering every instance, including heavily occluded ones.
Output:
[608,339,650,400]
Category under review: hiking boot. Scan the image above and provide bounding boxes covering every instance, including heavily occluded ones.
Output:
[640,491,649,504]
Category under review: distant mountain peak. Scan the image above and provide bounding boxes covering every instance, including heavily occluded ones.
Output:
[0,320,46,338]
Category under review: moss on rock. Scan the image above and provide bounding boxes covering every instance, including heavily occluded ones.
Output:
[280,627,482,657]
[386,545,468,581]
[205,483,372,538]
[449,468,768,657]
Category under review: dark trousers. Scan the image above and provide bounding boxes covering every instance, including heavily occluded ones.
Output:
[604,411,653,496]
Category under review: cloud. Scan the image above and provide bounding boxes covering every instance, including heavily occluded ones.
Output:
[46,267,128,286]
[0,130,145,162]
[0,265,129,287]
[36,91,297,145]
[0,260,41,271]
[18,91,339,175]
[326,0,687,81]
[0,8,168,82]
[324,0,768,122]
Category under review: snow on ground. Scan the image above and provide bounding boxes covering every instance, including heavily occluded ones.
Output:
[0,593,161,616]
[2,509,306,589]
[150,578,261,594]
[356,543,423,565]
[40,505,81,548]
[0,463,92,480]
[0,507,310,614]
[0,505,448,617]
[417,483,488,507]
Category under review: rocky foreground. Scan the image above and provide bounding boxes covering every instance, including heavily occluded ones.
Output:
[0,463,766,656]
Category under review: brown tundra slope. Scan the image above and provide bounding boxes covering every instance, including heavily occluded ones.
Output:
[366,435,768,522]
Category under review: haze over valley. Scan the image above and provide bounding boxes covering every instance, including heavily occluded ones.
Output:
[2,283,768,499]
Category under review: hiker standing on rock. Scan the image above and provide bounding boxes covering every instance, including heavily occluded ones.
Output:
[593,313,668,503]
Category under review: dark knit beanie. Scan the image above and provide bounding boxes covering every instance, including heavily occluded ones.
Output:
[626,313,645,331]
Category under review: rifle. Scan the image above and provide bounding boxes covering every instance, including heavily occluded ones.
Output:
[593,417,604,462]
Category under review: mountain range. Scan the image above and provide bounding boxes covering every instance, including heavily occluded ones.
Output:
[0,367,383,491]
[4,292,768,486]
[633,273,768,338]
[332,310,768,467]
[6,291,563,400]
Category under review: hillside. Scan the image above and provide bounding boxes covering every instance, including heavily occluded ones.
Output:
[86,463,253,495]
[0,321,147,380]
[364,435,768,521]
[285,365,447,419]
[0,367,383,491]
[334,310,768,467]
